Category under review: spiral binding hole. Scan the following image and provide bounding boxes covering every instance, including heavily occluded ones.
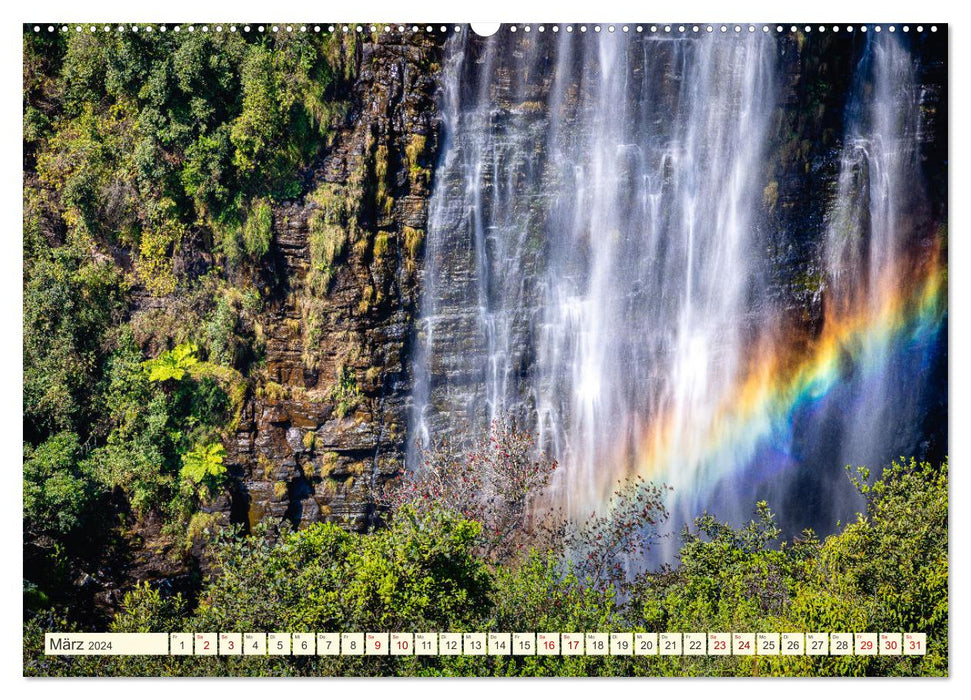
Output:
[33,22,943,39]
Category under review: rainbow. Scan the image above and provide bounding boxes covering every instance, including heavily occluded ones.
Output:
[619,238,947,508]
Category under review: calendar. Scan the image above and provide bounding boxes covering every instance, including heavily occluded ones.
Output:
[21,12,949,681]
[44,631,928,657]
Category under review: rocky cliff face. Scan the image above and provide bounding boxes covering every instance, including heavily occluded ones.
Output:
[210,31,446,537]
[198,30,945,542]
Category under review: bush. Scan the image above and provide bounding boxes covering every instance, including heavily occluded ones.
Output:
[87,335,232,520]
[329,365,361,419]
[111,583,188,634]
[389,419,563,563]
[144,342,199,383]
[23,432,97,539]
[23,241,124,440]
[194,508,493,635]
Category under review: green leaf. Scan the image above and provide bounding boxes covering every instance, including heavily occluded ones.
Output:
[179,441,227,498]
[144,342,199,383]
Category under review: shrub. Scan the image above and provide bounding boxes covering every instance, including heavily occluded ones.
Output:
[179,442,228,500]
[330,365,361,419]
[23,432,97,539]
[23,241,124,439]
[389,419,562,563]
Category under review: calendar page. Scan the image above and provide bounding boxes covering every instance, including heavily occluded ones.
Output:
[22,19,947,678]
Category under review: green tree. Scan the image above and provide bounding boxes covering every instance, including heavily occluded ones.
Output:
[23,432,98,539]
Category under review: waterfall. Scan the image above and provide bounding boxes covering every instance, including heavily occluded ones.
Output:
[814,32,944,496]
[409,28,946,550]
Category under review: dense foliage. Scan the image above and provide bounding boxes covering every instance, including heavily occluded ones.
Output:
[23,26,354,612]
[25,26,354,251]
[25,455,948,677]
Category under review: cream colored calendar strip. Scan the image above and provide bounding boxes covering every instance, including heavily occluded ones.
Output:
[45,633,168,655]
[44,632,929,656]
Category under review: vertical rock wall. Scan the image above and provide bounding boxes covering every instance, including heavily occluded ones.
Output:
[223,31,445,535]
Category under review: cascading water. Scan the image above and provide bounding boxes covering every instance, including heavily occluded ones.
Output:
[820,35,940,473]
[409,27,947,553]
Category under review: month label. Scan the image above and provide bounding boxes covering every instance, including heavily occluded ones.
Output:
[45,633,169,656]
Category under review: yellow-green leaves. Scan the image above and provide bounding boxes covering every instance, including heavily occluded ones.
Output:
[179,441,227,500]
[144,342,199,383]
